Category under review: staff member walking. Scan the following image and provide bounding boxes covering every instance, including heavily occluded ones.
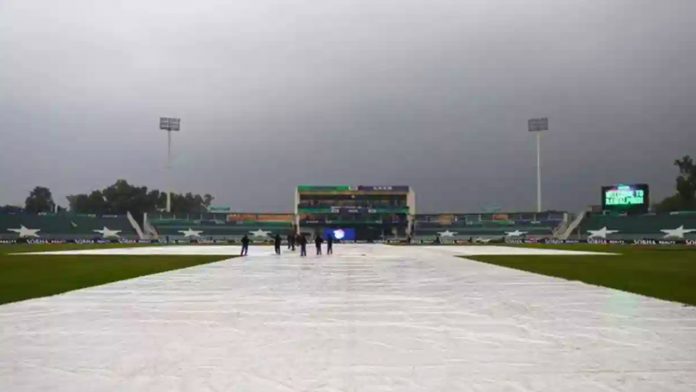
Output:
[274,234,282,255]
[240,234,250,256]
[287,233,295,250]
[299,234,307,257]
[315,234,324,255]
[326,234,333,255]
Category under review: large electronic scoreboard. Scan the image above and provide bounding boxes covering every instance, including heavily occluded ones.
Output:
[601,184,649,213]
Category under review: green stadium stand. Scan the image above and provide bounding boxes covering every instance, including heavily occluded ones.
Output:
[412,212,567,242]
[575,212,696,240]
[147,212,294,241]
[0,213,139,240]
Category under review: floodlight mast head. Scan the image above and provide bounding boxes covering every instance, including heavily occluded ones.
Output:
[528,117,548,213]
[159,117,181,213]
[159,117,181,132]
[528,117,548,133]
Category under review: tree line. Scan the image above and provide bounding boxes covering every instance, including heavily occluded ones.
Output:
[654,155,696,212]
[0,179,214,216]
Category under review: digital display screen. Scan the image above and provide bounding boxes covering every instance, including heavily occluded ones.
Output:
[601,184,649,212]
[605,187,644,206]
[324,228,356,241]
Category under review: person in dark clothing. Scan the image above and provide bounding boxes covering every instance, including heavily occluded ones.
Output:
[274,234,282,255]
[326,234,333,255]
[287,233,295,250]
[240,234,250,256]
[298,234,307,256]
[315,234,324,255]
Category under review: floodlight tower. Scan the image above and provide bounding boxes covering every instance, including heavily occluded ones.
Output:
[159,117,181,213]
[528,118,548,213]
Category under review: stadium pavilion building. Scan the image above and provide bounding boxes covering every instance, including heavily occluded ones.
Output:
[295,185,416,241]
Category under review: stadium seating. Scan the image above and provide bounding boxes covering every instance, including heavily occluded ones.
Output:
[0,212,139,240]
[8,209,693,243]
[147,212,294,241]
[575,212,696,240]
[412,212,567,242]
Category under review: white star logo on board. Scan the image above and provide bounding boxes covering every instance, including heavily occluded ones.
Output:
[587,227,618,239]
[249,229,271,238]
[473,237,492,244]
[93,227,121,238]
[437,230,457,237]
[505,230,527,237]
[661,225,696,239]
[179,228,203,238]
[7,225,41,238]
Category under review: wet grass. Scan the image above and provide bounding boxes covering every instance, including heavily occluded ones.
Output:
[0,243,228,305]
[466,244,696,306]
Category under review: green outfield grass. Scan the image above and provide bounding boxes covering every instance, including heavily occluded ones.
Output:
[466,244,696,306]
[0,244,227,305]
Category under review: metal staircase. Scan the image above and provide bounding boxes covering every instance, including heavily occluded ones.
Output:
[559,210,587,240]
[126,211,146,240]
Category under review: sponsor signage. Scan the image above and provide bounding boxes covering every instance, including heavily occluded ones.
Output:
[208,205,232,213]
[503,238,696,246]
[357,185,410,192]
[298,185,410,193]
[298,185,353,192]
[298,206,409,214]
[227,213,294,223]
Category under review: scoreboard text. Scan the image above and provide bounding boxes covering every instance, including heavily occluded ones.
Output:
[601,184,649,213]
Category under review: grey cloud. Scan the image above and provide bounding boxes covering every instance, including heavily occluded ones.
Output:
[1,0,695,212]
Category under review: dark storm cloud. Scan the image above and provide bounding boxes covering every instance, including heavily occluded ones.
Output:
[1,0,695,212]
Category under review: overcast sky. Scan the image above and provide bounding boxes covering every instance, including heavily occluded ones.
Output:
[1,0,695,213]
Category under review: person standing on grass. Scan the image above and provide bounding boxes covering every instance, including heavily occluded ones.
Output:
[241,234,250,256]
[274,234,282,255]
[315,234,324,255]
[299,234,307,256]
[326,234,333,255]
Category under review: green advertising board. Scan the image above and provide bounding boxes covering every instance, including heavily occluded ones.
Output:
[297,185,352,192]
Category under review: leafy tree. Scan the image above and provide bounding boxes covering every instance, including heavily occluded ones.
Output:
[67,191,107,214]
[0,205,23,214]
[170,192,215,214]
[67,180,213,216]
[101,180,157,216]
[25,186,55,213]
[203,194,214,207]
[655,155,696,212]
[674,156,696,203]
